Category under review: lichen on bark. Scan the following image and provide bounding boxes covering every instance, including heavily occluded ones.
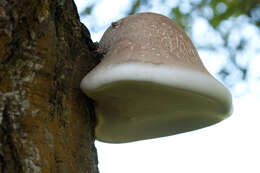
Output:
[0,0,100,172]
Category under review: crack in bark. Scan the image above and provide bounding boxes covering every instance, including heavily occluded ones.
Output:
[0,153,4,173]
[1,104,23,173]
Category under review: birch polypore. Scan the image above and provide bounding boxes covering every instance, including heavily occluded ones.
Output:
[81,13,232,143]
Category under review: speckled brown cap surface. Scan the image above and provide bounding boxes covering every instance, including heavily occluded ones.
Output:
[98,12,208,73]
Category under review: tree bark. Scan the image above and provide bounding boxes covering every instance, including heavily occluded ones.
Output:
[0,0,99,172]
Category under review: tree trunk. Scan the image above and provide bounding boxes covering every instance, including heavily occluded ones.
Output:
[0,0,99,172]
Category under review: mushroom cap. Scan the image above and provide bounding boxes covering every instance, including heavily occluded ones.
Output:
[81,12,232,143]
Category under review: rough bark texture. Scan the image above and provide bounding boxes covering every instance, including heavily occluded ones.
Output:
[0,0,100,172]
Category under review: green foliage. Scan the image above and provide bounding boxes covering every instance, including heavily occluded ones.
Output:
[81,5,94,15]
[128,0,140,15]
[127,0,149,15]
[201,0,260,27]
[168,0,260,30]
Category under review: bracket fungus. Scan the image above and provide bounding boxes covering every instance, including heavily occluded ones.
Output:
[81,12,232,143]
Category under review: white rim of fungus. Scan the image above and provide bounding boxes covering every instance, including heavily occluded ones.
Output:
[80,63,232,110]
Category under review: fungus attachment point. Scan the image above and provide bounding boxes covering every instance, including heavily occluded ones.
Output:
[81,13,232,143]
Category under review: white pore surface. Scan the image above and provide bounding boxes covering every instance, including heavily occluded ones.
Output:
[80,63,232,109]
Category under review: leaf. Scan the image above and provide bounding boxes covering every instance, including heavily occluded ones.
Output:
[81,5,94,16]
[128,0,141,15]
